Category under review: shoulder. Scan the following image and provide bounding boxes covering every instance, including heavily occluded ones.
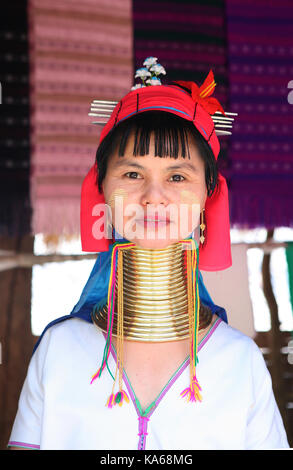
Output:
[208,318,264,367]
[33,317,105,363]
[29,317,107,389]
[202,318,275,406]
[43,316,97,339]
[38,316,99,342]
[213,317,257,347]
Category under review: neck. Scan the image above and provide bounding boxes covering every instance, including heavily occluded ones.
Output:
[92,241,212,342]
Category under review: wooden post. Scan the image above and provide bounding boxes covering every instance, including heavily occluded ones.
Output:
[261,228,288,431]
[0,235,35,450]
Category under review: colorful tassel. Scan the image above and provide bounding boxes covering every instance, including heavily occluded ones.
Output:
[90,241,135,409]
[106,393,116,409]
[112,246,130,407]
[90,368,101,385]
[115,390,130,407]
[179,238,202,404]
[180,374,202,403]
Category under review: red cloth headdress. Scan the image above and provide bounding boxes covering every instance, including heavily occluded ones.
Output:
[80,70,232,271]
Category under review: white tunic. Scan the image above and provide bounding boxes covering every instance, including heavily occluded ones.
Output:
[8,316,289,450]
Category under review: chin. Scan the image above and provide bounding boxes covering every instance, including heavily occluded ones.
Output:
[129,236,182,251]
[120,221,194,250]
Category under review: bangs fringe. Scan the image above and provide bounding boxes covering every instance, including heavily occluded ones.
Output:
[117,113,191,160]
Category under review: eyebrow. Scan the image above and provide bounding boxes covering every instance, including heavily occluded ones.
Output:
[112,158,199,173]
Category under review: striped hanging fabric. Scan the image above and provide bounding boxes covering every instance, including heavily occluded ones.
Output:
[0,0,31,237]
[225,0,293,229]
[28,0,133,238]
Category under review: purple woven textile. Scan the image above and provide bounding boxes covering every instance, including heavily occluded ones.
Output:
[225,0,293,229]
[132,0,230,168]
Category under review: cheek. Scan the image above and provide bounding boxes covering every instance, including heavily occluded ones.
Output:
[106,188,129,210]
[179,190,200,205]
[177,190,201,229]
[179,190,201,216]
[179,185,207,210]
[106,188,139,223]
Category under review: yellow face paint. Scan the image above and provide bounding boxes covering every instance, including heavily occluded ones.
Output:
[179,190,200,205]
[107,188,128,209]
[179,190,201,233]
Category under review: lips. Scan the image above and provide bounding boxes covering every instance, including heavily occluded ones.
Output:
[135,216,171,226]
[142,213,171,222]
[143,217,170,222]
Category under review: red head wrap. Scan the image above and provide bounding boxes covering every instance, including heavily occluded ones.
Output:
[80,70,232,271]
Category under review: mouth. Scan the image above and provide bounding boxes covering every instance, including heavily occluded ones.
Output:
[136,218,171,226]
[143,214,171,222]
[144,218,170,222]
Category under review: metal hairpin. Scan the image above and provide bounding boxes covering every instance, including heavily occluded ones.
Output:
[89,101,238,136]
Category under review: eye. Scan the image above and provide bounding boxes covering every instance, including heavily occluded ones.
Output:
[124,171,142,179]
[169,174,185,183]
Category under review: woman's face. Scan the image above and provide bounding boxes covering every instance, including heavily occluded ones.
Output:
[102,130,207,249]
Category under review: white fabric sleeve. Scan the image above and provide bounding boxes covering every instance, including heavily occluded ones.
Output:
[7,330,51,450]
[245,340,290,449]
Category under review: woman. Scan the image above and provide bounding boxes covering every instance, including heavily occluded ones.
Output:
[8,60,289,450]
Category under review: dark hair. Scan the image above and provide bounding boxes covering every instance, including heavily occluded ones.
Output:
[95,111,219,198]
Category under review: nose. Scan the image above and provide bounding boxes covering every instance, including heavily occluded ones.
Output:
[140,181,169,207]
